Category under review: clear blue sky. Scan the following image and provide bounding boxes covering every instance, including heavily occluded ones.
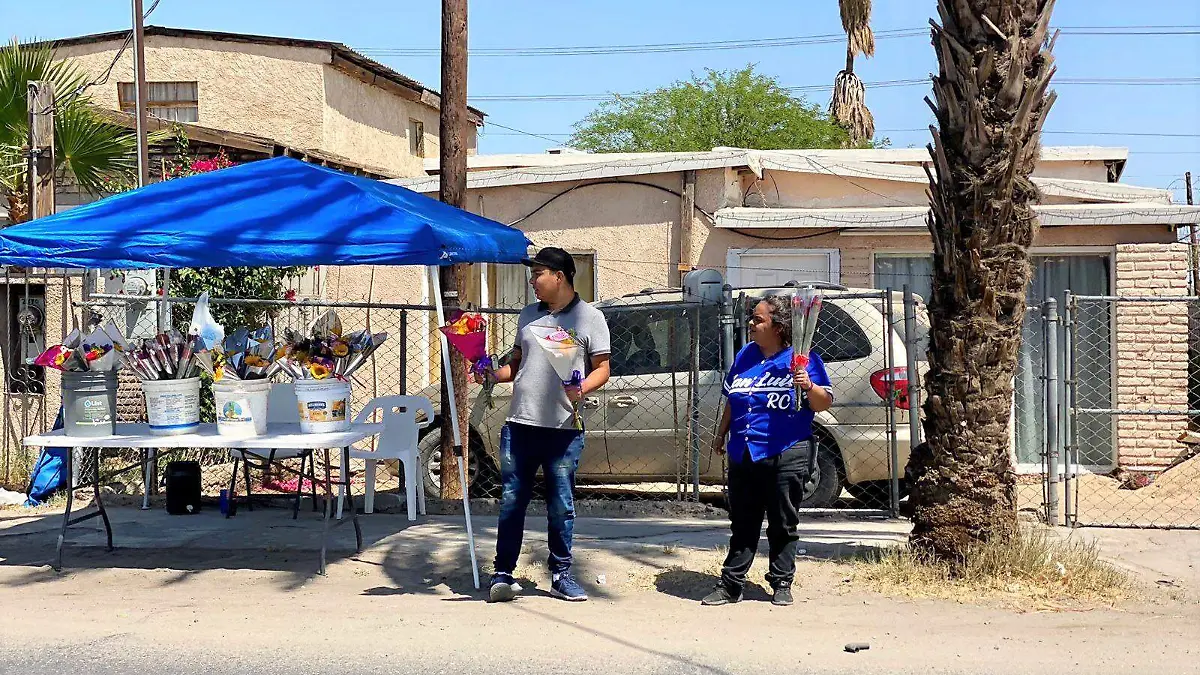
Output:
[4,1,1197,199]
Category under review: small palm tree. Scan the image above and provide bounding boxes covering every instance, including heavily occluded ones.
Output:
[0,39,141,224]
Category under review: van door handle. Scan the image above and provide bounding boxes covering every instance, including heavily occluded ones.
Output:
[582,397,601,410]
[610,395,640,408]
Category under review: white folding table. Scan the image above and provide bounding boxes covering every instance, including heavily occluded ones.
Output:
[22,422,383,575]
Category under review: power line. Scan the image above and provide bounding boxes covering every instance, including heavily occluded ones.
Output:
[483,120,571,145]
[358,25,1200,58]
[467,77,1200,103]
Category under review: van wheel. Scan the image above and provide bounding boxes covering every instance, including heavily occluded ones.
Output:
[418,426,498,499]
[799,436,843,509]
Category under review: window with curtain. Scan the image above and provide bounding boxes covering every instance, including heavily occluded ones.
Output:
[119,81,199,123]
[1015,255,1112,468]
[875,252,1113,469]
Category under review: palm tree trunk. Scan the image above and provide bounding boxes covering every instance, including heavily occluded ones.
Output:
[908,0,1058,560]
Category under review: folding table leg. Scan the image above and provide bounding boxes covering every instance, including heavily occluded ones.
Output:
[92,448,113,552]
[343,445,362,553]
[319,447,332,576]
[242,454,255,512]
[226,454,240,519]
[54,447,74,572]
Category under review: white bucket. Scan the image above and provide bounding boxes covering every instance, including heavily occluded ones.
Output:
[213,378,271,437]
[142,377,201,436]
[295,379,351,433]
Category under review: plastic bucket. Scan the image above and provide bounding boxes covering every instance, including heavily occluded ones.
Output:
[62,371,118,437]
[212,378,271,437]
[142,377,201,436]
[295,379,351,433]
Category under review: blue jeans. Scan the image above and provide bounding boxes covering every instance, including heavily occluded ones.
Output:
[493,422,585,575]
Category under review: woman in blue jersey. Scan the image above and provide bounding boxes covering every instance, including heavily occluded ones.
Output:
[703,295,834,607]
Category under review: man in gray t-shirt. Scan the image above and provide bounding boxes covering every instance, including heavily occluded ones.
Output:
[478,247,610,603]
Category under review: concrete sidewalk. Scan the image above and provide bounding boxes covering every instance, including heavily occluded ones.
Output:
[2,505,1198,597]
[0,505,909,567]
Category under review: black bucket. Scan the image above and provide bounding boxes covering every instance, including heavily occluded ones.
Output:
[61,371,118,437]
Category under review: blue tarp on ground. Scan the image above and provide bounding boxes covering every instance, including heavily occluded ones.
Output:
[0,157,531,269]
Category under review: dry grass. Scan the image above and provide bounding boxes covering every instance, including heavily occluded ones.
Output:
[848,526,1131,609]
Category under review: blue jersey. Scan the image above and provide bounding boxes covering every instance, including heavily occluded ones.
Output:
[722,343,833,463]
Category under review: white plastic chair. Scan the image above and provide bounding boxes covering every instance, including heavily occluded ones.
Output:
[337,395,434,521]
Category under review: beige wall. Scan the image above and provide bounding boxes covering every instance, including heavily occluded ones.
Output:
[57,35,460,178]
[1112,243,1192,470]
[322,66,474,177]
[59,37,327,151]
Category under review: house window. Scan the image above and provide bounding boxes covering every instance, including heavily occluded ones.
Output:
[118,81,199,123]
[489,252,597,309]
[409,119,425,157]
[873,254,933,301]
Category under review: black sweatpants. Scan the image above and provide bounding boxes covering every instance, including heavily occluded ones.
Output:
[720,441,810,591]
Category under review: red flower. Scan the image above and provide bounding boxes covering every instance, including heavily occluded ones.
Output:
[284,289,297,302]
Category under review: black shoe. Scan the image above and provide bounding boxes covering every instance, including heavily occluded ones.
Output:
[772,585,794,606]
[701,584,742,606]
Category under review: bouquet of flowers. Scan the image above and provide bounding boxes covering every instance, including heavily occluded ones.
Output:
[275,309,387,381]
[790,287,823,411]
[440,310,497,406]
[35,322,123,373]
[533,327,584,430]
[123,329,204,381]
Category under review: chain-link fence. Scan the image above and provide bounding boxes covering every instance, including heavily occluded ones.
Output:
[3,281,909,516]
[1059,295,1200,528]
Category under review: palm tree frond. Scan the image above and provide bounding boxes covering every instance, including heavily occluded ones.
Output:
[839,0,875,58]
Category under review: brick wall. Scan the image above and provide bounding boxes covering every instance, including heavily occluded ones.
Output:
[1113,243,1191,469]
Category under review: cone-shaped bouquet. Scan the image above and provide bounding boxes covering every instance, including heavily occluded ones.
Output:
[790,287,823,411]
[439,310,497,407]
[532,327,584,430]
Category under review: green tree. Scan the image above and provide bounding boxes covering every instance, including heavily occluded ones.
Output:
[569,65,856,152]
[0,39,142,223]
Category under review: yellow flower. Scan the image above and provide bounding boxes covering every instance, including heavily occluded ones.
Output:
[309,363,331,380]
[332,341,349,357]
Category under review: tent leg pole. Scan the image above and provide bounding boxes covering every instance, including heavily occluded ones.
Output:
[430,266,480,591]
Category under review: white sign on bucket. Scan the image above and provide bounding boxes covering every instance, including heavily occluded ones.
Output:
[213,379,271,437]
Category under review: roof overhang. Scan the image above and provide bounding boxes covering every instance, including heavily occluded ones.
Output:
[716,204,1200,232]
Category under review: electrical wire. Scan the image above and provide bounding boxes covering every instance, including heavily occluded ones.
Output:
[467,77,1200,103]
[358,25,1200,58]
[508,179,716,227]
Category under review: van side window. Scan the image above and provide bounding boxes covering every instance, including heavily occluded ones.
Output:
[604,306,721,376]
[812,301,873,362]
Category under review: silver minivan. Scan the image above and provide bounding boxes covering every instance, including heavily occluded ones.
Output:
[419,282,929,509]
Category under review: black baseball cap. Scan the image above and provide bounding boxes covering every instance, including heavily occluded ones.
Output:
[522,247,576,282]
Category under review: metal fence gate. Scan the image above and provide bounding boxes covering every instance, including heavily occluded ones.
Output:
[1053,294,1200,529]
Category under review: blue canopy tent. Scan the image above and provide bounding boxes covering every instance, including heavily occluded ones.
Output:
[0,157,532,587]
[0,156,529,268]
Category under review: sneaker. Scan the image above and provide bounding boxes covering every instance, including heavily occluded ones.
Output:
[701,584,742,606]
[772,585,794,606]
[488,572,522,603]
[550,572,588,602]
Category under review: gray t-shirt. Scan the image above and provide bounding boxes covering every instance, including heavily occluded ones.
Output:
[507,295,611,430]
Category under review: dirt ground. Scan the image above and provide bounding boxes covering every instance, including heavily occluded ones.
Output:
[1,508,1199,674]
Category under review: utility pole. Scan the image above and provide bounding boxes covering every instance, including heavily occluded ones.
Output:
[130,0,170,333]
[28,81,55,222]
[438,0,470,500]
[1188,172,1196,295]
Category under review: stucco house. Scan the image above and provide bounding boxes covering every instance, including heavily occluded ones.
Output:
[382,146,1200,475]
[50,26,482,180]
